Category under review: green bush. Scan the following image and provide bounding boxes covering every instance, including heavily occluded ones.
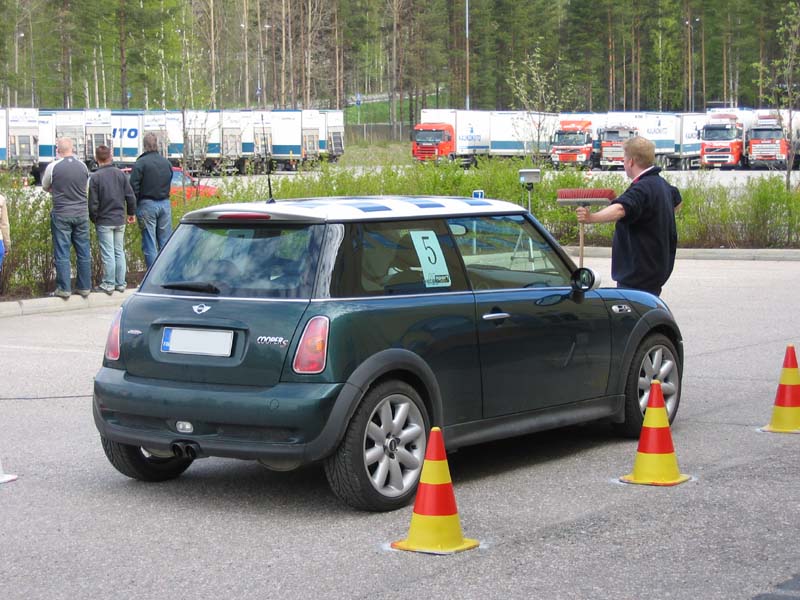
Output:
[2,162,799,299]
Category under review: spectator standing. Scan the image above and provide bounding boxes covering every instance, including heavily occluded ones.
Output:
[0,192,9,274]
[88,145,137,294]
[129,133,173,268]
[576,136,682,297]
[42,137,91,299]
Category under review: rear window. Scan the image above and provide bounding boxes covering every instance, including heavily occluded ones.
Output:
[141,223,324,299]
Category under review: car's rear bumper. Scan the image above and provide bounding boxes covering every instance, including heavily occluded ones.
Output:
[93,367,359,464]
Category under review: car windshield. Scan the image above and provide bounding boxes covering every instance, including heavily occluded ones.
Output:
[702,126,738,141]
[750,128,782,140]
[415,130,444,143]
[141,222,324,299]
[553,132,587,146]
[602,130,633,142]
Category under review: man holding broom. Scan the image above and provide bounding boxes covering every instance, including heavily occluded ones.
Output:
[575,136,682,297]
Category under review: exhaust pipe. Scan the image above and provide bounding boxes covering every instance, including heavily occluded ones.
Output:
[171,442,186,457]
[171,440,202,459]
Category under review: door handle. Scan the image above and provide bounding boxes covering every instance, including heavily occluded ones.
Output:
[482,312,511,321]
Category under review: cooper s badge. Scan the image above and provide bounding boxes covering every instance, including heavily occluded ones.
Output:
[257,336,289,346]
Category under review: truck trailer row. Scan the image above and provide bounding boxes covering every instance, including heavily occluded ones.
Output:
[412,108,800,171]
[0,107,345,181]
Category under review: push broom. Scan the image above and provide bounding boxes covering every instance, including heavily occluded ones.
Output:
[556,188,617,267]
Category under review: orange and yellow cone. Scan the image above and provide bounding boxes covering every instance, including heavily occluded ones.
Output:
[391,427,479,554]
[620,380,690,486]
[762,344,800,434]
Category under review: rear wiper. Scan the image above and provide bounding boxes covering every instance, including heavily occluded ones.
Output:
[161,281,221,294]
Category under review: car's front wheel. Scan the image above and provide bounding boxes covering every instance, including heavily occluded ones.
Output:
[101,437,193,482]
[615,334,682,438]
[324,380,430,511]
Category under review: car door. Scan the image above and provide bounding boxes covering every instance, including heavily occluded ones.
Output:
[448,214,612,418]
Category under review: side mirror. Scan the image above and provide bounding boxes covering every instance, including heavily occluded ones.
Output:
[571,267,601,293]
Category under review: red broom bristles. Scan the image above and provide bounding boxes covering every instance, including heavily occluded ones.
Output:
[556,188,616,206]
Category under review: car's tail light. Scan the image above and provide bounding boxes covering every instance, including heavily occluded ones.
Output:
[105,308,122,361]
[292,316,329,374]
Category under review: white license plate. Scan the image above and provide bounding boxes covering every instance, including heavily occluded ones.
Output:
[161,327,233,357]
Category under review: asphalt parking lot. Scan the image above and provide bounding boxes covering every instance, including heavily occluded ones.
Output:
[1,250,799,600]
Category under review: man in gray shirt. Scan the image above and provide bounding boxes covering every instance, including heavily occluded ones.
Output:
[42,137,91,298]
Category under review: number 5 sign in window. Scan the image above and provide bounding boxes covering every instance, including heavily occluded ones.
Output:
[409,230,451,288]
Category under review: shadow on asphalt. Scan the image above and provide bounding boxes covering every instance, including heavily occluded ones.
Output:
[92,422,630,514]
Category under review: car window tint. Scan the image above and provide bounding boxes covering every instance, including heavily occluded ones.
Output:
[447,215,572,290]
[141,223,323,298]
[323,220,469,297]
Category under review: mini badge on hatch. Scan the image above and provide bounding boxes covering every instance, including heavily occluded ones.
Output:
[193,303,212,314]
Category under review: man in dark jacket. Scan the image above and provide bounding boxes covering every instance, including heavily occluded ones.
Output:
[89,145,136,294]
[130,133,173,268]
[576,136,682,296]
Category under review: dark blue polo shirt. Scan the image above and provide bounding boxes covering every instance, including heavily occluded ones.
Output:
[610,166,682,295]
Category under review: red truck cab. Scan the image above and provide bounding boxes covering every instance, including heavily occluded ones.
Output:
[700,115,746,168]
[412,122,455,161]
[598,126,637,169]
[550,120,595,168]
[747,116,789,170]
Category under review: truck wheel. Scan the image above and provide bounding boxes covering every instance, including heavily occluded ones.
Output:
[324,380,430,511]
[101,437,193,482]
[614,334,682,438]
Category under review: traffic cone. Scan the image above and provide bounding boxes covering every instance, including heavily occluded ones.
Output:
[762,344,800,434]
[620,380,690,486]
[391,427,479,554]
[0,458,18,484]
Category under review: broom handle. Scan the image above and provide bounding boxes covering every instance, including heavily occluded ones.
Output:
[579,222,585,268]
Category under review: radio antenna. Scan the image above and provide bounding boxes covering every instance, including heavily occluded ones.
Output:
[261,113,275,204]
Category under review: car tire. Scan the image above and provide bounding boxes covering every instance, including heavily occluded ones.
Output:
[615,333,682,438]
[324,380,430,511]
[101,437,193,482]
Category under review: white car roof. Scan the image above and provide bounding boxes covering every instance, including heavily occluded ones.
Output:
[184,196,526,223]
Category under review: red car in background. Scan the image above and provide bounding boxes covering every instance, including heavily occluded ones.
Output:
[119,167,219,203]
[169,167,219,201]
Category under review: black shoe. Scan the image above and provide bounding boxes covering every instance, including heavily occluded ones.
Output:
[93,286,114,296]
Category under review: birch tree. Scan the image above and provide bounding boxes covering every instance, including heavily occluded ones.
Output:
[761,1,800,191]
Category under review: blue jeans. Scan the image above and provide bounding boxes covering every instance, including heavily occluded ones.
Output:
[0,239,5,272]
[96,224,126,289]
[137,199,172,268]
[51,213,92,292]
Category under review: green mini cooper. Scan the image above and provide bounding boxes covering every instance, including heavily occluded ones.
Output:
[94,196,683,511]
